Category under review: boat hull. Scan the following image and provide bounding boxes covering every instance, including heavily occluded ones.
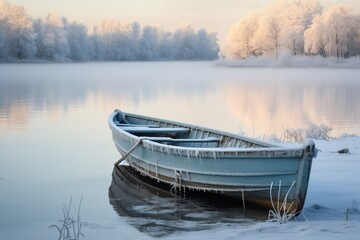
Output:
[109,110,316,213]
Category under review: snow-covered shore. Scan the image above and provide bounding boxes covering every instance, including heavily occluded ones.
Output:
[216,55,360,68]
[164,137,360,240]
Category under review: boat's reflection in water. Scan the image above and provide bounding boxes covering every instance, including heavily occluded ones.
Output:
[109,165,268,238]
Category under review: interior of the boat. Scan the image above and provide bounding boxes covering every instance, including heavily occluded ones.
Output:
[113,110,271,149]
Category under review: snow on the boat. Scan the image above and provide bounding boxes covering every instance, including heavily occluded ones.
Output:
[162,136,360,240]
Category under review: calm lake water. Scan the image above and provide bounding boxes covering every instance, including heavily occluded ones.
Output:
[0,62,359,239]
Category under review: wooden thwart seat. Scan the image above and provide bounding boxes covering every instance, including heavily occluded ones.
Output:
[114,121,160,128]
[120,126,190,134]
[142,137,222,143]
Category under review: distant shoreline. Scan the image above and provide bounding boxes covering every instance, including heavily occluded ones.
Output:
[1,56,360,69]
[216,55,360,69]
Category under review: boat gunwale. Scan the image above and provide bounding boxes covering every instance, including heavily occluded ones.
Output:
[109,111,308,154]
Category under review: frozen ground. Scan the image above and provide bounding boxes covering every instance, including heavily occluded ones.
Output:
[161,137,360,240]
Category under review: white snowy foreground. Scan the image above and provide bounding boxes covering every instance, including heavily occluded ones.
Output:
[162,137,360,240]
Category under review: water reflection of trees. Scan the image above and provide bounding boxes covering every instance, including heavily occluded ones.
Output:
[226,78,360,137]
[0,63,215,129]
[1,64,359,136]
[0,77,88,129]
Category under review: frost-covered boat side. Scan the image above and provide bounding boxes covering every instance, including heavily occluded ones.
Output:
[108,109,317,212]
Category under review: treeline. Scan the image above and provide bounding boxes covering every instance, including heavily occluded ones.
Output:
[0,1,219,62]
[226,0,360,59]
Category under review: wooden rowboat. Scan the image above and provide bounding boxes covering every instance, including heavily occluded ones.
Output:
[109,109,317,213]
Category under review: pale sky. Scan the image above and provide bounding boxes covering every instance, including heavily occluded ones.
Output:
[7,0,360,47]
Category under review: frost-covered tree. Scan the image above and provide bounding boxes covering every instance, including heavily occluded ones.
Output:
[0,18,8,59]
[173,24,197,59]
[64,20,93,61]
[227,1,284,59]
[195,29,219,59]
[32,18,45,59]
[94,20,117,60]
[322,6,354,58]
[226,11,260,59]
[35,11,70,61]
[254,13,282,59]
[138,26,159,60]
[304,15,326,57]
[90,26,105,61]
[129,21,140,58]
[0,0,7,58]
[226,0,323,59]
[158,31,174,59]
[114,22,138,60]
[0,0,220,62]
[304,5,360,58]
[96,19,139,60]
[279,0,322,56]
[1,2,36,59]
[350,15,360,56]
